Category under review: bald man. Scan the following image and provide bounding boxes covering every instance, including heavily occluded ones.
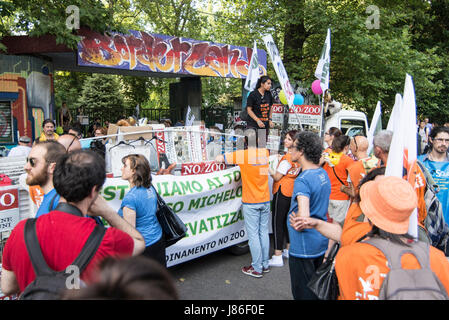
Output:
[58,134,81,152]
[341,135,379,198]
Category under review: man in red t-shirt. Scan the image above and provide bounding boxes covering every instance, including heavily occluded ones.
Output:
[1,150,146,296]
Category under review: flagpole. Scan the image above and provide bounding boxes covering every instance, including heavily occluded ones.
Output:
[320,93,325,138]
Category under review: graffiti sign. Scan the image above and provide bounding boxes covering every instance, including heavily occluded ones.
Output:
[77,29,267,79]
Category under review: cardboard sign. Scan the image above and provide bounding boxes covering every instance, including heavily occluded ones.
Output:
[0,186,19,233]
[271,104,322,127]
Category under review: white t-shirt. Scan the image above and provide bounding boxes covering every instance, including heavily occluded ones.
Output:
[276,159,292,175]
[7,145,31,158]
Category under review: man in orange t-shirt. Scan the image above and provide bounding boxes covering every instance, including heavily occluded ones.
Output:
[215,129,270,278]
[336,176,449,300]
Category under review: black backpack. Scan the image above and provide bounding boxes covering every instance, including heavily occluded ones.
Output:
[20,204,106,300]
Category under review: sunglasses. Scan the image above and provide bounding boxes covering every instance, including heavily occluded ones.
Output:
[26,157,37,167]
[352,134,365,152]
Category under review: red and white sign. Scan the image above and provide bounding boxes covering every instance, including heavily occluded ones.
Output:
[181,161,226,176]
[271,104,322,126]
[155,130,166,154]
[0,188,18,211]
[0,186,20,233]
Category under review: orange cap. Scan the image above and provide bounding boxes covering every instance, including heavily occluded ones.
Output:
[360,176,417,234]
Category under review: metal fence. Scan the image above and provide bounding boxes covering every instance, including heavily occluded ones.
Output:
[79,107,171,126]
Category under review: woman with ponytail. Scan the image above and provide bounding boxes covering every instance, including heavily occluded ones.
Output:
[246,76,274,144]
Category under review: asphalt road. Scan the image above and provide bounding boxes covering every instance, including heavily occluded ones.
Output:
[168,237,293,300]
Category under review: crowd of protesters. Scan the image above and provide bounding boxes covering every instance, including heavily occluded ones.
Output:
[3,86,449,301]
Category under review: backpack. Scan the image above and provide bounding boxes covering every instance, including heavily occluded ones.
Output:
[364,237,449,300]
[20,217,106,300]
[417,161,449,255]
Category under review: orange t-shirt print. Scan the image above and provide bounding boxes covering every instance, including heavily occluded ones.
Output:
[29,185,44,208]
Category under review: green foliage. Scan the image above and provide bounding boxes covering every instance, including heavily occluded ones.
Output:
[77,74,126,122]
[54,71,90,111]
[4,0,449,123]
[2,0,126,49]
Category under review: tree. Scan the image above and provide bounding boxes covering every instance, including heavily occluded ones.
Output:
[1,0,127,50]
[134,0,207,38]
[54,71,91,113]
[77,74,126,123]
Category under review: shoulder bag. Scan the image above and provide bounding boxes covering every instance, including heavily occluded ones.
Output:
[153,186,187,248]
[307,242,340,300]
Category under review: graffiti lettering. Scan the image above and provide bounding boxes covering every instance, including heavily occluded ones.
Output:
[78,30,267,79]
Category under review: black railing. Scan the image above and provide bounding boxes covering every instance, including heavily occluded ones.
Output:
[75,108,171,126]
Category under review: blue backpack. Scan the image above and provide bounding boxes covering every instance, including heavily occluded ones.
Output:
[417,161,449,256]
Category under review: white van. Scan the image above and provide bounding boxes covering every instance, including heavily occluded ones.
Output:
[324,109,369,137]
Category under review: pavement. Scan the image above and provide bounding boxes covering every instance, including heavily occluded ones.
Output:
[169,242,293,300]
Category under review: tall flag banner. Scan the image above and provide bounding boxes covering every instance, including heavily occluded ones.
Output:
[386,93,402,132]
[385,74,418,239]
[185,106,195,126]
[262,34,303,130]
[367,101,382,154]
[314,28,331,93]
[244,41,260,92]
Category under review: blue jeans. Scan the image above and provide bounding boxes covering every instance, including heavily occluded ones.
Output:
[242,202,270,273]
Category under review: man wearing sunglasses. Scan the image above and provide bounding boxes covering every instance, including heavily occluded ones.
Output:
[418,126,449,223]
[25,141,66,218]
[1,150,145,297]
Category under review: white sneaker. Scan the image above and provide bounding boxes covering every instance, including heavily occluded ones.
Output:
[282,249,289,259]
[268,255,284,267]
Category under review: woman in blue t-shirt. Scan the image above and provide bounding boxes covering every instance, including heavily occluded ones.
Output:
[119,154,165,266]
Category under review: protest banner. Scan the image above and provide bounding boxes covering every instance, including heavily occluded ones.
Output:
[99,166,247,267]
[244,40,260,92]
[185,106,195,126]
[271,104,322,127]
[158,126,207,165]
[263,34,303,130]
[315,28,331,94]
[314,28,331,136]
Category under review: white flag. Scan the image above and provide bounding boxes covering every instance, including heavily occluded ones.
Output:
[185,106,195,126]
[314,28,331,93]
[262,34,302,130]
[385,74,418,239]
[386,93,402,132]
[367,101,382,154]
[244,41,260,92]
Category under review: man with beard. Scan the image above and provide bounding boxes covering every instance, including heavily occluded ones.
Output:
[34,119,59,144]
[25,141,66,218]
[418,126,449,223]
